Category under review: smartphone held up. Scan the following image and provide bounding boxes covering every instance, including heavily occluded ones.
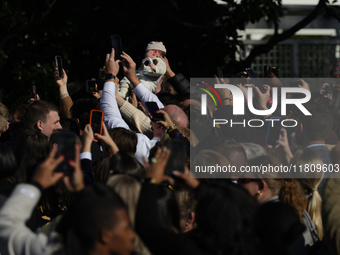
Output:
[264,65,280,78]
[111,35,123,60]
[54,131,76,175]
[164,139,186,177]
[145,101,164,121]
[86,80,97,93]
[30,85,37,99]
[55,55,63,78]
[265,116,283,147]
[89,110,104,137]
[246,68,264,92]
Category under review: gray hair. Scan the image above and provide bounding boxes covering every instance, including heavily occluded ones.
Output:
[241,142,268,161]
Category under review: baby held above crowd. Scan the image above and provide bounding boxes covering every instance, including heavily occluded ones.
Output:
[118,41,167,99]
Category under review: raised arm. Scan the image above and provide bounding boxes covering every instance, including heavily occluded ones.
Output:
[135,149,201,255]
[54,68,73,118]
[101,50,157,165]
[100,49,129,130]
[0,146,65,255]
[121,52,164,109]
[118,99,153,137]
[134,82,164,110]
[159,56,200,102]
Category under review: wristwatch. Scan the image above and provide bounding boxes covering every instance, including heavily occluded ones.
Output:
[105,73,116,80]
[166,124,176,134]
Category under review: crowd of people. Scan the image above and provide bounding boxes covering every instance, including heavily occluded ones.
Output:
[0,41,340,255]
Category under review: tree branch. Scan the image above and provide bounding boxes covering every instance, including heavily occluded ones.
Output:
[241,0,327,68]
[0,0,58,48]
[273,18,279,36]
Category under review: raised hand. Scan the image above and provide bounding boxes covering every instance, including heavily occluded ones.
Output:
[237,83,249,101]
[298,79,311,92]
[254,84,271,110]
[105,48,120,77]
[120,52,140,86]
[143,148,174,185]
[173,166,200,190]
[94,123,119,155]
[83,124,94,152]
[63,144,85,192]
[159,55,175,78]
[267,128,293,164]
[32,144,65,189]
[154,109,174,128]
[128,89,138,108]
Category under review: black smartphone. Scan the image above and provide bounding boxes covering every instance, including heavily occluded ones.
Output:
[145,101,164,121]
[217,67,223,79]
[30,85,36,99]
[111,35,123,60]
[86,80,97,92]
[55,55,63,78]
[97,79,104,91]
[97,68,105,90]
[264,65,271,77]
[271,67,280,78]
[55,132,76,175]
[164,139,186,177]
[99,68,104,79]
[89,110,103,136]
[264,65,280,78]
[265,117,283,147]
[246,68,264,91]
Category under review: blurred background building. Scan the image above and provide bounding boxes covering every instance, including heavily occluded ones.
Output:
[235,0,340,77]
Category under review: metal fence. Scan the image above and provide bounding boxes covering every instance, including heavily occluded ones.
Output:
[241,39,340,78]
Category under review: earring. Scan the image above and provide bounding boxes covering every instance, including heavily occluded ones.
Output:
[257,190,262,196]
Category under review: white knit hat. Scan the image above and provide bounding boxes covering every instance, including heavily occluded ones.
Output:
[146,41,166,54]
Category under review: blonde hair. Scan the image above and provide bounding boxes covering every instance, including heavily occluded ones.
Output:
[192,150,230,179]
[291,149,324,240]
[106,175,150,254]
[0,116,7,134]
[106,174,141,225]
[241,142,268,161]
[193,150,229,166]
[249,156,305,220]
[0,103,9,119]
[0,103,9,134]
[176,190,197,230]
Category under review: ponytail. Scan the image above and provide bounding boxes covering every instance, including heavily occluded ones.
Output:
[279,179,305,221]
[290,148,324,240]
[307,190,323,240]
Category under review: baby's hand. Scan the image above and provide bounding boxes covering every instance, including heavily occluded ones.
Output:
[150,63,156,72]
